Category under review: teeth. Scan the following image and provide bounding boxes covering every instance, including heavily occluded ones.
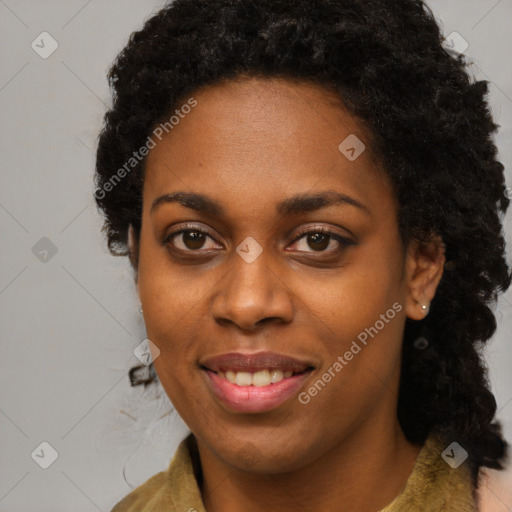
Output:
[218,369,296,386]
[252,370,271,386]
[235,372,252,386]
[270,369,284,383]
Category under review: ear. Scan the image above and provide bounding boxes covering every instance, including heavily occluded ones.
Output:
[404,234,445,320]
[127,224,140,293]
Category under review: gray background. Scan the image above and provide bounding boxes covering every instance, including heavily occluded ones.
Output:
[0,1,511,510]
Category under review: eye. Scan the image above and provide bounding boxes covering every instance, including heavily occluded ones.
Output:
[164,223,354,255]
[289,226,353,254]
[164,224,221,252]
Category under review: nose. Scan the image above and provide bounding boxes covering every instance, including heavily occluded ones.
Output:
[211,250,294,331]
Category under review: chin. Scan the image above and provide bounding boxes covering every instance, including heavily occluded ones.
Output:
[206,430,320,475]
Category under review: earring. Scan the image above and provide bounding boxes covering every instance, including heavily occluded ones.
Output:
[139,302,143,315]
[421,303,430,315]
[413,336,429,350]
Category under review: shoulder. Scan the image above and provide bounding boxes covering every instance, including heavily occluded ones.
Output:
[381,433,478,511]
[110,471,172,512]
[109,434,203,512]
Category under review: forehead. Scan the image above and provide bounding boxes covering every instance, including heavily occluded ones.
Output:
[143,77,392,218]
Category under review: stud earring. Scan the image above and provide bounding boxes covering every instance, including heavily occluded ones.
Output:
[421,303,430,315]
[139,302,143,315]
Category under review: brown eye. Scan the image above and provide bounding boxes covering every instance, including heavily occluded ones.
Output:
[304,232,331,252]
[290,228,353,254]
[166,228,220,252]
[181,231,207,250]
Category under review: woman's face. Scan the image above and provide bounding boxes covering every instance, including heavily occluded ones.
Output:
[137,77,428,473]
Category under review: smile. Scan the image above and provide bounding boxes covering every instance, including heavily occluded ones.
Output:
[217,369,294,386]
[200,351,315,413]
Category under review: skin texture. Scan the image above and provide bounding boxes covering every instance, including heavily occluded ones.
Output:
[130,77,445,512]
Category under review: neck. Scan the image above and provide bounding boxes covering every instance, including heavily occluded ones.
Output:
[197,416,422,512]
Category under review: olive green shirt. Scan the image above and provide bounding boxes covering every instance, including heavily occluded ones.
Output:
[111,433,478,511]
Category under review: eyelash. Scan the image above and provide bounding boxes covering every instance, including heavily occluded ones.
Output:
[163,223,354,256]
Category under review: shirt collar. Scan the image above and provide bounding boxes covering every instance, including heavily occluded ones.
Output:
[114,431,478,511]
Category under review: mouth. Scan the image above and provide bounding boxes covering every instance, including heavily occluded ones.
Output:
[200,351,315,413]
[215,368,304,386]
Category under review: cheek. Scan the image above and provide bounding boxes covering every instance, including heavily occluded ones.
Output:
[308,235,406,393]
[320,235,405,345]
[137,241,203,368]
[139,263,207,424]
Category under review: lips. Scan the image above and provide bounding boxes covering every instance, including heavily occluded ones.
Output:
[200,351,315,413]
[200,351,313,373]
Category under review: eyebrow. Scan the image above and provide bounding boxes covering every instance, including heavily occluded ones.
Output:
[150,190,370,217]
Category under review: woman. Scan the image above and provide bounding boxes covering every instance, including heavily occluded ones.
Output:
[94,0,511,510]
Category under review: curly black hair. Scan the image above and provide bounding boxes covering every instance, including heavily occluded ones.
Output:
[94,0,511,491]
